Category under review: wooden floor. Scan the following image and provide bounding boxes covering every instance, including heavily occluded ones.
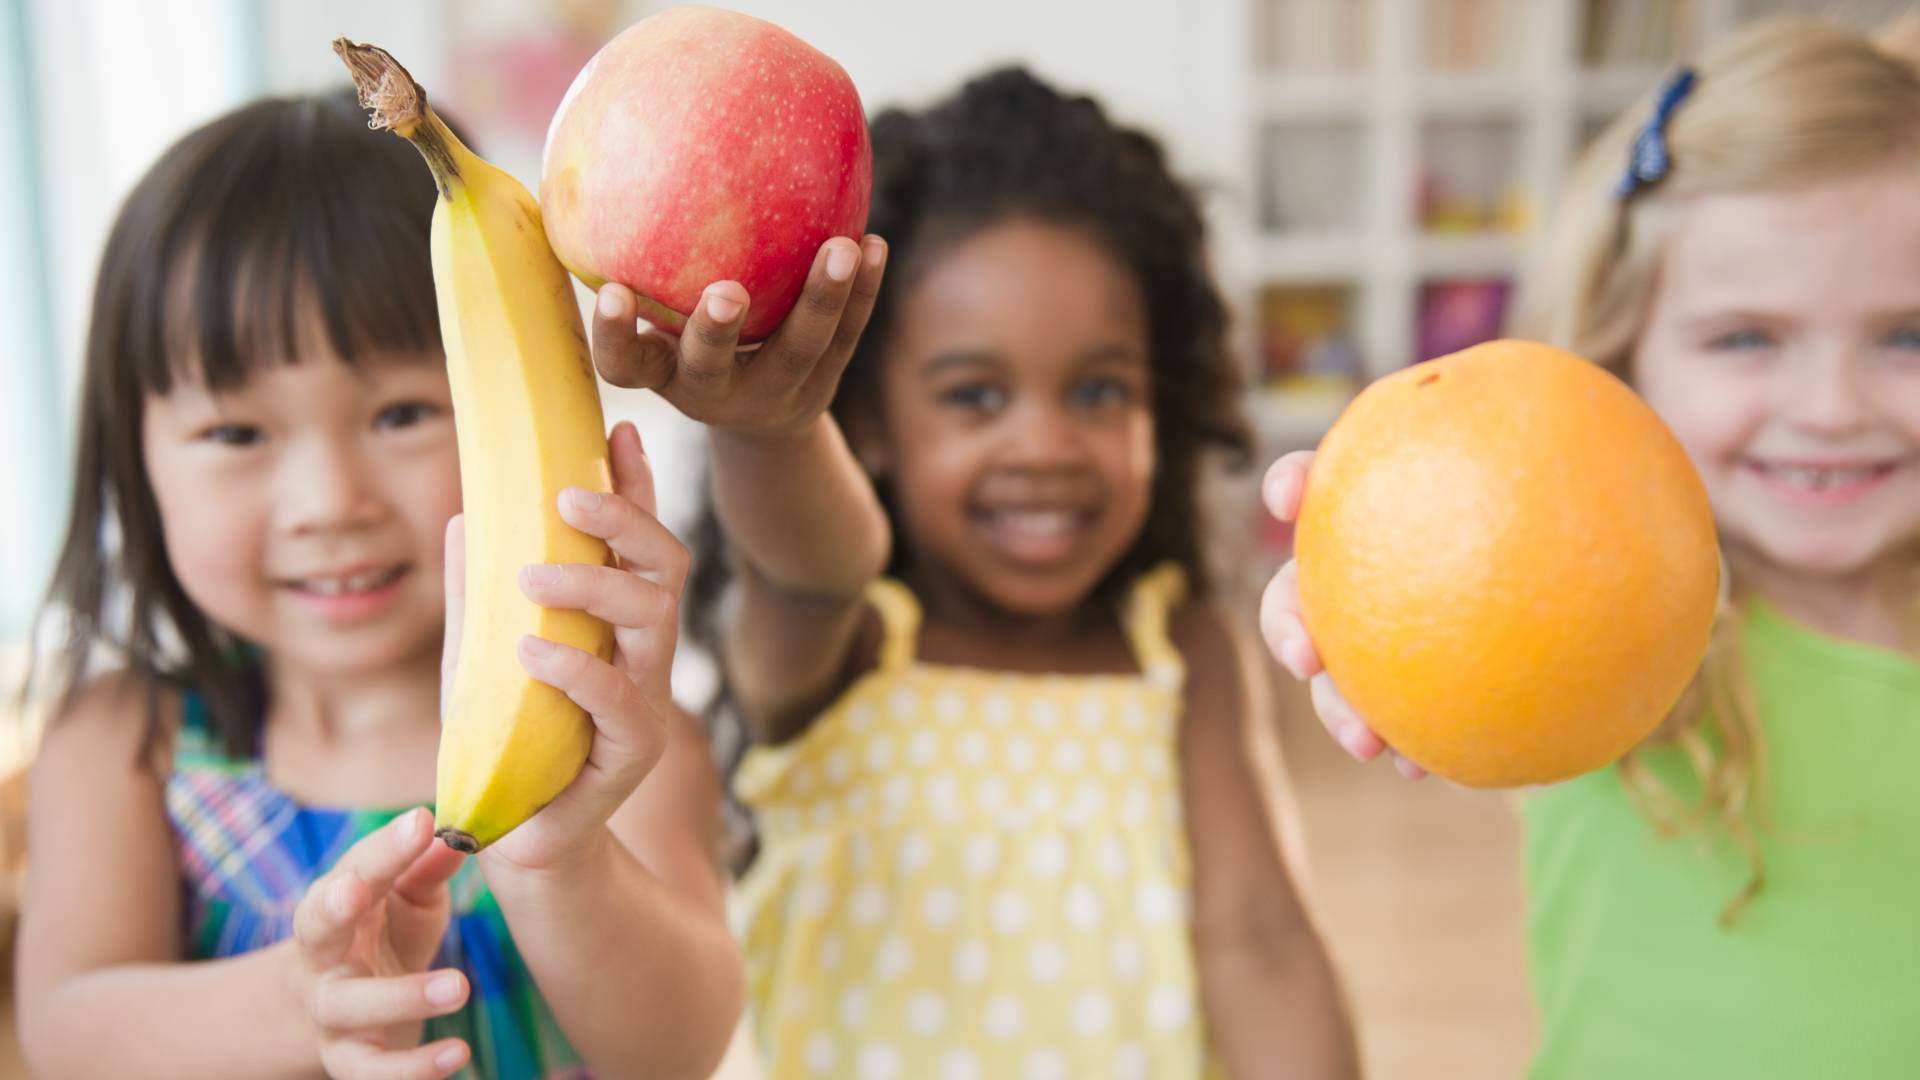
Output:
[1272,681,1536,1078]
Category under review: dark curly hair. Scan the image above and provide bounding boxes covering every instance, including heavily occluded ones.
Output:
[688,67,1253,856]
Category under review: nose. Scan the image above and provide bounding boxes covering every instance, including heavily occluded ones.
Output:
[1781,349,1872,437]
[999,398,1092,470]
[279,435,389,534]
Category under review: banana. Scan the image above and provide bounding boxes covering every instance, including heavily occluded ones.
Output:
[337,40,612,853]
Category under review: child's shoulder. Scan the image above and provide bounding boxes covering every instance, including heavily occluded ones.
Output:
[32,670,182,786]
[1167,599,1263,719]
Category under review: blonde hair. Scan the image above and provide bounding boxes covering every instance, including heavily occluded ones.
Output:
[1513,12,1920,924]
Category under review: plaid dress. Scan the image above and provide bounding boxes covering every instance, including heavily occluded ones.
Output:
[165,690,589,1079]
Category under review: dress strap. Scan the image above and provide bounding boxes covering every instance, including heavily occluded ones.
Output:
[1121,562,1189,688]
[864,578,924,672]
[171,685,263,774]
[173,690,225,765]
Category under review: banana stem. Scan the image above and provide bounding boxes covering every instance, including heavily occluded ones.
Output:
[333,38,463,197]
[439,828,481,855]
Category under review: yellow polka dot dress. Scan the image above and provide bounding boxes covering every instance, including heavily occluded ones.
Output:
[734,565,1224,1079]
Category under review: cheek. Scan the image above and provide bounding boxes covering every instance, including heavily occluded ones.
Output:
[397,445,464,571]
[147,462,272,619]
[1104,412,1157,509]
[1877,375,1920,448]
[1638,364,1761,474]
[892,433,979,519]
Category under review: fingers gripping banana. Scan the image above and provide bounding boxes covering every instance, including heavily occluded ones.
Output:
[337,40,613,853]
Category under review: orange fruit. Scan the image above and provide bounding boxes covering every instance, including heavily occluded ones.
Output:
[1295,340,1719,787]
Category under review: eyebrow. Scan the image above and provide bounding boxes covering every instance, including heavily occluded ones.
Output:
[1078,343,1148,367]
[917,343,1147,380]
[918,350,1007,380]
[1674,308,1789,330]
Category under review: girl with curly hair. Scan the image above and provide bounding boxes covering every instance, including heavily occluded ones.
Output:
[590,65,1357,1080]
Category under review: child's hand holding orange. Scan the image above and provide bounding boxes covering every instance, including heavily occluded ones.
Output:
[1259,450,1426,780]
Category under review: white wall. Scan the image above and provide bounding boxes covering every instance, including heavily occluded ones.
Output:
[8,0,260,635]
[692,0,1249,199]
[7,0,1258,661]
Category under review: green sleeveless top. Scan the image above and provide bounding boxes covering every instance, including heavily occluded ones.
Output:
[1523,598,1920,1079]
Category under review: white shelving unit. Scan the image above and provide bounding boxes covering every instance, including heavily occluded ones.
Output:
[1238,0,1755,449]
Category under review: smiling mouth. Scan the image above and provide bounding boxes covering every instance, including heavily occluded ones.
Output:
[284,564,410,596]
[1743,460,1904,497]
[970,506,1098,565]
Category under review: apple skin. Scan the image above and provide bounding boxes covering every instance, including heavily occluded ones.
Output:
[541,6,872,343]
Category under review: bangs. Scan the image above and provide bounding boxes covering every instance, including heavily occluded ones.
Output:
[113,90,442,397]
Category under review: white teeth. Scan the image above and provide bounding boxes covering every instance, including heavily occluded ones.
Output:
[993,510,1079,535]
[1761,464,1882,491]
[300,566,402,595]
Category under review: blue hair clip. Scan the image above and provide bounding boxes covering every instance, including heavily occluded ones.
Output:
[1616,67,1697,199]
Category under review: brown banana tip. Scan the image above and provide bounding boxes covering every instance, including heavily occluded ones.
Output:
[435,827,481,854]
[331,37,426,134]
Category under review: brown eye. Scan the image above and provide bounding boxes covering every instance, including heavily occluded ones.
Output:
[1068,377,1132,407]
[375,401,441,430]
[940,382,1009,412]
[202,424,263,446]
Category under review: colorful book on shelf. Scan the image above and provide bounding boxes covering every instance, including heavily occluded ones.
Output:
[1259,285,1364,383]
[1415,278,1512,363]
[1416,118,1529,232]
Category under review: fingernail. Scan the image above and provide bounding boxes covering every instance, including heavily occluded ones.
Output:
[705,290,743,323]
[436,1045,469,1071]
[1337,721,1373,760]
[394,808,420,842]
[426,971,464,1007]
[826,243,857,282]
[1277,639,1304,680]
[1288,637,1316,678]
[520,636,557,659]
[1264,469,1293,515]
[863,236,887,268]
[525,564,563,587]
[564,488,602,512]
[597,288,628,320]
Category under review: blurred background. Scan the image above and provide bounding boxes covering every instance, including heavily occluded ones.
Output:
[0,0,1911,1076]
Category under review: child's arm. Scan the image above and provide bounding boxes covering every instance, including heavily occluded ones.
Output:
[18,680,312,1078]
[588,237,892,740]
[1175,606,1361,1079]
[471,421,743,1078]
[481,707,739,1079]
[18,682,468,1080]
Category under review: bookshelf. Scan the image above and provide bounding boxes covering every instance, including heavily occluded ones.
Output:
[1239,0,1757,456]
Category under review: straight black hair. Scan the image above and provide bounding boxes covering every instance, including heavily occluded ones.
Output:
[27,87,445,760]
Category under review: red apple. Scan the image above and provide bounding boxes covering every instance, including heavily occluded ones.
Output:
[541,6,872,343]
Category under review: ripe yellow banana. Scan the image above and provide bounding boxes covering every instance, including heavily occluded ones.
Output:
[338,40,612,853]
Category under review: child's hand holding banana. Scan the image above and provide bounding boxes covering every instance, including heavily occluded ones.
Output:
[442,421,687,874]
